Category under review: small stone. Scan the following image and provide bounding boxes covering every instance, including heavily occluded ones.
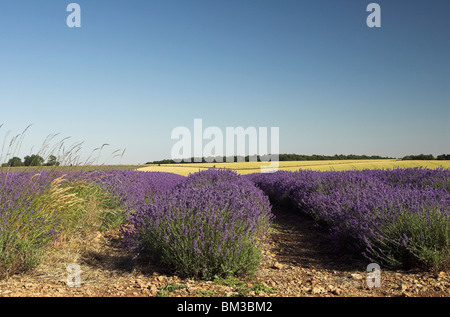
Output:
[333,288,342,295]
[438,272,446,278]
[350,273,363,280]
[312,286,325,295]
[272,262,283,270]
[149,285,158,293]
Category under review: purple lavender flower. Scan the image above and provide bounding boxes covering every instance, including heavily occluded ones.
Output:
[124,168,273,278]
[247,167,450,269]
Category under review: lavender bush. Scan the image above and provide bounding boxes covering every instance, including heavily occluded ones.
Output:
[125,169,273,279]
[248,168,450,270]
[78,170,185,231]
[86,170,186,211]
[0,172,66,276]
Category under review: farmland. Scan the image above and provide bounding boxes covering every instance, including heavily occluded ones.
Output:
[0,164,449,298]
[138,159,450,176]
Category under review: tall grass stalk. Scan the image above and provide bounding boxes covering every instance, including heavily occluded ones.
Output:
[0,124,126,278]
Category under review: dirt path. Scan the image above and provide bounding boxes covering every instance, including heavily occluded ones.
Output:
[0,207,449,297]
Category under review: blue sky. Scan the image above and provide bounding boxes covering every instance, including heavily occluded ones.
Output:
[1,0,449,164]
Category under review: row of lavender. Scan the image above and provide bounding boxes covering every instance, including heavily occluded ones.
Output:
[0,169,273,279]
[92,169,273,278]
[246,168,450,270]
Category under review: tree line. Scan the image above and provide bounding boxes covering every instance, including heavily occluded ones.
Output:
[148,153,450,164]
[1,154,60,167]
[147,154,396,165]
[402,154,450,161]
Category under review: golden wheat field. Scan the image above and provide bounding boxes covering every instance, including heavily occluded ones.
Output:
[137,160,450,176]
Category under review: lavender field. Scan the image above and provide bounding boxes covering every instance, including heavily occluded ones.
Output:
[1,167,449,281]
[247,168,450,270]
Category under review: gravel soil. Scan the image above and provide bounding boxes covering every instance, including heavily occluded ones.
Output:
[0,207,449,298]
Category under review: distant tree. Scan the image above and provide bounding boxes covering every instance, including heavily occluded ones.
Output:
[402,154,435,161]
[7,157,24,167]
[437,154,450,160]
[24,154,45,166]
[421,154,435,160]
[45,155,60,166]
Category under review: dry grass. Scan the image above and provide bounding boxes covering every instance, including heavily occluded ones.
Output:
[31,183,110,284]
[39,175,83,214]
